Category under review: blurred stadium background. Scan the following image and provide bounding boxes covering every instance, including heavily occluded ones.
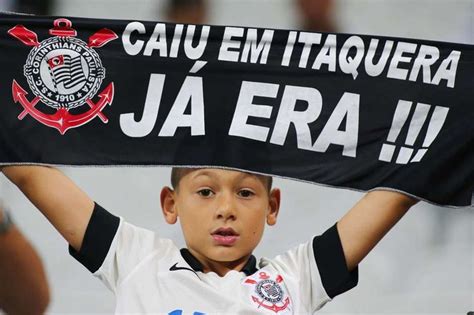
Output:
[0,0,473,314]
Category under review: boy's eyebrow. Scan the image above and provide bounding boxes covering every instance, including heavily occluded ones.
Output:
[190,170,258,182]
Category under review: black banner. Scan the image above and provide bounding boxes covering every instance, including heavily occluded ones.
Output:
[0,13,472,206]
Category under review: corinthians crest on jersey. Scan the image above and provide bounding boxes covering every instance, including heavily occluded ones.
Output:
[8,18,117,134]
[244,271,293,314]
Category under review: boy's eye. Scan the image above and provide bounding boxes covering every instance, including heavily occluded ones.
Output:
[238,189,254,198]
[197,189,214,197]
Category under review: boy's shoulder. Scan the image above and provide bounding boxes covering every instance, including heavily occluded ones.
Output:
[69,203,179,274]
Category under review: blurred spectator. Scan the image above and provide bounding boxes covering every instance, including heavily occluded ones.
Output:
[0,0,53,15]
[16,0,53,15]
[0,207,50,315]
[296,0,337,32]
[164,0,207,24]
[0,0,14,11]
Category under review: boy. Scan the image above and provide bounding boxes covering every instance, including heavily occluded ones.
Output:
[1,165,417,314]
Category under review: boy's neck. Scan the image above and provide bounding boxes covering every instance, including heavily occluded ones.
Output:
[202,255,251,277]
[183,248,255,277]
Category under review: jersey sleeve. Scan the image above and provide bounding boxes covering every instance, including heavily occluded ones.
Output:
[68,203,176,293]
[312,223,358,298]
[265,223,358,312]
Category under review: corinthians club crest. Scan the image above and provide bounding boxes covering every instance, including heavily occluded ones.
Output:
[244,271,292,313]
[8,18,117,134]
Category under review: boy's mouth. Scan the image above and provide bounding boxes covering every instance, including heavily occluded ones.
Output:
[211,227,239,246]
[212,227,239,236]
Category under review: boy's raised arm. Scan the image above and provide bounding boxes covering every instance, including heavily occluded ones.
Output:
[2,165,94,251]
[337,190,418,271]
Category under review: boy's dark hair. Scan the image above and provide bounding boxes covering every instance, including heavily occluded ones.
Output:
[171,167,273,191]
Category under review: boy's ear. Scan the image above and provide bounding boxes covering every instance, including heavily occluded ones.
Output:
[160,186,178,224]
[266,188,281,226]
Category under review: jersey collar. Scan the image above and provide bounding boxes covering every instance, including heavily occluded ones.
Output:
[180,248,258,276]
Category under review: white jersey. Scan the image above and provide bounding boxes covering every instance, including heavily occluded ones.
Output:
[70,204,358,314]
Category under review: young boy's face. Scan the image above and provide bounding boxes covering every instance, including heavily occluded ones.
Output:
[160,168,280,272]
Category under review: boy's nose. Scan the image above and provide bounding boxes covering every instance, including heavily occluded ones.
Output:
[215,193,236,221]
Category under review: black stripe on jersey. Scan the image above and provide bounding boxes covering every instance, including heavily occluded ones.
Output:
[180,248,258,276]
[241,255,258,276]
[313,223,359,299]
[69,203,120,273]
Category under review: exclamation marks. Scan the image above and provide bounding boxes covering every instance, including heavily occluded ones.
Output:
[379,100,449,164]
[410,106,450,162]
[379,100,411,163]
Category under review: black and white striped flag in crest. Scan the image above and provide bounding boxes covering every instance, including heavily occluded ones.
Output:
[48,54,86,90]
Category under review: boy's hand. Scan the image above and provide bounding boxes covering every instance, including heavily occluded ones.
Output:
[2,165,94,251]
[337,190,418,271]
